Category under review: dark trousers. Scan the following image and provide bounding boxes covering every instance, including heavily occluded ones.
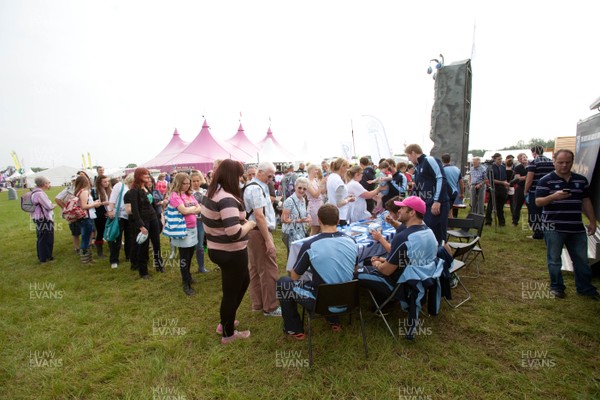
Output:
[208,248,250,337]
[365,199,375,214]
[179,246,195,285]
[485,186,508,225]
[108,218,131,264]
[134,218,161,277]
[527,192,544,238]
[512,186,526,225]
[277,276,316,334]
[94,213,107,244]
[34,218,54,262]
[424,201,449,245]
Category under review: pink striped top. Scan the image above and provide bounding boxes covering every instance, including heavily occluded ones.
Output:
[201,188,248,252]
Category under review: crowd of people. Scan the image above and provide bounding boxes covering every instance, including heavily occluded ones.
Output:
[25,143,599,345]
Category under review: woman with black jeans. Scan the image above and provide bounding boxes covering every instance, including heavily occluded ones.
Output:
[169,173,202,296]
[129,168,163,279]
[107,174,134,269]
[201,159,256,344]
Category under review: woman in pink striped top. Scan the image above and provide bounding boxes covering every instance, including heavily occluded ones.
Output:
[201,159,256,344]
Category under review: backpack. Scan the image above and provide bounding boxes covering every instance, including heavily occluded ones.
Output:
[62,191,87,223]
[242,182,266,219]
[21,188,42,213]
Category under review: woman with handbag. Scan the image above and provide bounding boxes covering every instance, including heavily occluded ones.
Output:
[129,168,162,279]
[281,177,312,256]
[201,159,256,344]
[91,175,112,259]
[74,175,102,264]
[169,173,202,295]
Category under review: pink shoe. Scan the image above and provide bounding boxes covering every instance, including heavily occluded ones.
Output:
[216,320,239,335]
[221,330,251,344]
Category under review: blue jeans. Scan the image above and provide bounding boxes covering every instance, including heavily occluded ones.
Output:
[544,230,597,295]
[79,218,94,250]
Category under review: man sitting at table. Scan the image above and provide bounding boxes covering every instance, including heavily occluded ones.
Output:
[276,203,358,340]
[357,196,439,307]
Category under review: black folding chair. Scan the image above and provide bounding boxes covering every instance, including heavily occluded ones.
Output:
[301,280,368,367]
[445,237,479,308]
[365,282,404,339]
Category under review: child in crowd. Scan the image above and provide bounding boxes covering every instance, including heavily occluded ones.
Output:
[368,161,392,213]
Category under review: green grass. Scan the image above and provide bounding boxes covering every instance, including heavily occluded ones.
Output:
[1,188,599,399]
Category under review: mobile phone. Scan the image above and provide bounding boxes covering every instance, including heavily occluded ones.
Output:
[562,189,571,193]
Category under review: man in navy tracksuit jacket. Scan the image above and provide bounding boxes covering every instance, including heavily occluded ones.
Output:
[405,144,450,244]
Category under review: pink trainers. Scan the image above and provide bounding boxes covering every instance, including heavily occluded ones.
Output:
[216,320,240,335]
[221,330,251,344]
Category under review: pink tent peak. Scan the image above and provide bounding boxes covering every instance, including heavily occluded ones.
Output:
[226,123,259,161]
[257,127,294,159]
[141,128,189,169]
[163,119,245,166]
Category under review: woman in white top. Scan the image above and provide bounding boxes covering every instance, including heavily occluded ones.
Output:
[107,173,134,269]
[346,165,382,223]
[326,158,355,226]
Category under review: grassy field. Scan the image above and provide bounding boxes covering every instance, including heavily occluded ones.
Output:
[1,187,599,400]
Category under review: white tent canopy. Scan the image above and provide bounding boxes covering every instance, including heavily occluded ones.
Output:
[26,165,79,187]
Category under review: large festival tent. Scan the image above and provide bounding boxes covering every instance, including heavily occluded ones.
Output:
[256,127,295,162]
[160,120,253,172]
[140,129,189,170]
[26,165,79,187]
[226,123,260,163]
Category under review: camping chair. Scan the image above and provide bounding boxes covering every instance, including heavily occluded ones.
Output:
[301,280,368,367]
[362,259,444,340]
[446,215,475,242]
[444,237,479,308]
[447,213,485,277]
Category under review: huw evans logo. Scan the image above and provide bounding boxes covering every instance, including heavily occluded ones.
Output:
[521,282,555,299]
[151,386,187,400]
[399,386,432,400]
[152,318,187,336]
[521,350,556,368]
[29,282,64,300]
[29,350,63,368]
[275,350,309,368]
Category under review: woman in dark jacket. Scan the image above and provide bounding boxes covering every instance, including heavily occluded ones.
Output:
[129,168,163,279]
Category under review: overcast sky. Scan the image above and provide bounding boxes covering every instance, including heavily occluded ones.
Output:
[1,0,599,169]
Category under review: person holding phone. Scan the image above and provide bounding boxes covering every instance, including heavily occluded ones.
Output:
[535,149,599,300]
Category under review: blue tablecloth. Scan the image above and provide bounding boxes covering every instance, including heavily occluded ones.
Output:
[285,224,397,271]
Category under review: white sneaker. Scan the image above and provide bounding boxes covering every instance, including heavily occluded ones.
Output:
[263,306,282,317]
[111,263,118,269]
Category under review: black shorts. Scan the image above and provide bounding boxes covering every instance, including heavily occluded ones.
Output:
[69,220,81,236]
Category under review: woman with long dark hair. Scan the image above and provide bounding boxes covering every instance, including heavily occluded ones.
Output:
[129,168,162,279]
[169,173,202,295]
[201,159,256,344]
[91,175,112,258]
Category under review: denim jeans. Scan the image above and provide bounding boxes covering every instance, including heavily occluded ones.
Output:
[79,218,94,250]
[544,230,597,295]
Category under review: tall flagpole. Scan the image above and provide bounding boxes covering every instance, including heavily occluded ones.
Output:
[351,119,356,158]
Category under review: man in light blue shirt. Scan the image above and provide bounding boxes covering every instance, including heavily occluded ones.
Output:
[442,153,464,218]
